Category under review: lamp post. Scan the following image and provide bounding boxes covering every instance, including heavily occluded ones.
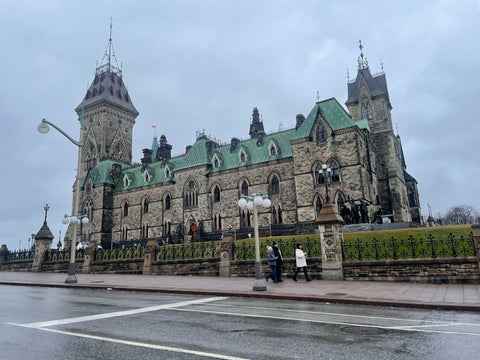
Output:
[318,163,332,202]
[38,102,86,284]
[238,192,271,291]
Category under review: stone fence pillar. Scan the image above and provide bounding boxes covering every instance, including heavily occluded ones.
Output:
[219,232,233,277]
[317,202,344,280]
[31,221,54,272]
[473,224,480,278]
[82,241,97,273]
[31,239,52,272]
[143,239,159,275]
[0,245,7,267]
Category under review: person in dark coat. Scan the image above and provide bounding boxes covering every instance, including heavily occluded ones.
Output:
[272,241,284,282]
[265,246,277,283]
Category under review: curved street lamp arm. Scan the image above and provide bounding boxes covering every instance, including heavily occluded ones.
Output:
[41,119,82,147]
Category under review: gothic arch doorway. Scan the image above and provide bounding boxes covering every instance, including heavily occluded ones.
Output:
[190,223,198,241]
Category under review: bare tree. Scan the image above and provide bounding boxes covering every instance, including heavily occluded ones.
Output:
[443,205,480,225]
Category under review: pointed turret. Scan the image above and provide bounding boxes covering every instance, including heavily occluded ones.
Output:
[75,20,138,116]
[249,107,264,139]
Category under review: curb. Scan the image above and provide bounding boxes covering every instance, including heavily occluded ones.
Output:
[2,281,479,312]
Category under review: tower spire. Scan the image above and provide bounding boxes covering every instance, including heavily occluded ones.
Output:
[97,17,122,77]
[108,16,113,71]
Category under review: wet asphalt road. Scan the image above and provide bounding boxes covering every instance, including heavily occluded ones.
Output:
[1,285,480,360]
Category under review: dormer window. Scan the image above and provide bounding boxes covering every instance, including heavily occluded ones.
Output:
[164,165,171,179]
[269,141,278,156]
[123,174,131,187]
[143,170,151,183]
[212,154,221,169]
[239,148,248,163]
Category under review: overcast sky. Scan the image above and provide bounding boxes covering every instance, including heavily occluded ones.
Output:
[1,0,479,251]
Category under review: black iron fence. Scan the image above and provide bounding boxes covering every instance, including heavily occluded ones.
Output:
[5,250,35,262]
[156,241,221,261]
[342,233,476,261]
[96,247,145,261]
[44,248,85,261]
[234,237,322,261]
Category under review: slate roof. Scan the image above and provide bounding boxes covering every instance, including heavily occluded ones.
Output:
[75,70,138,115]
[346,68,390,106]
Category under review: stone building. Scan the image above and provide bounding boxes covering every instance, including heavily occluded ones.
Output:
[64,39,421,249]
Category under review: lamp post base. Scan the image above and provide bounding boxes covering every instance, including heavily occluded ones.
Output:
[252,261,267,291]
[65,262,77,284]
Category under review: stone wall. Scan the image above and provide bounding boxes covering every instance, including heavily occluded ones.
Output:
[0,260,33,272]
[343,257,479,284]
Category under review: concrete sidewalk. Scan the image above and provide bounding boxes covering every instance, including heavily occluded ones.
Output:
[1,271,479,312]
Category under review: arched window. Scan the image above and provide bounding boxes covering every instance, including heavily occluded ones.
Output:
[272,207,277,224]
[165,194,171,210]
[143,170,151,183]
[336,192,346,214]
[184,180,198,208]
[84,200,94,223]
[278,207,283,224]
[123,202,129,217]
[143,198,149,214]
[214,158,219,168]
[214,186,221,203]
[315,196,323,217]
[241,211,247,228]
[241,181,248,196]
[315,164,326,185]
[271,176,279,194]
[141,224,148,238]
[270,145,277,156]
[330,161,340,182]
[361,97,373,120]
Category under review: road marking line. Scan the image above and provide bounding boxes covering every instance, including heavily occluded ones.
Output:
[7,296,228,328]
[170,308,480,336]
[36,327,251,360]
[201,303,474,325]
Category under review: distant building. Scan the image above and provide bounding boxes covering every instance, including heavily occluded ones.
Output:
[63,37,421,248]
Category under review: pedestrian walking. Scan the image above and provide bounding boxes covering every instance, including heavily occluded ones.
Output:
[293,243,311,282]
[265,246,277,283]
[272,241,284,282]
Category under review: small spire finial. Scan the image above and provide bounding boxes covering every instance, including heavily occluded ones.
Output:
[44,203,50,223]
[347,68,350,81]
[357,40,369,70]
[380,58,384,71]
[316,91,320,102]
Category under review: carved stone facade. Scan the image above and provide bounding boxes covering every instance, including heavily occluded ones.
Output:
[64,46,422,250]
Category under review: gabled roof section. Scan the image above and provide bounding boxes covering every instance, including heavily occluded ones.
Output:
[346,68,390,106]
[90,159,127,184]
[295,98,359,139]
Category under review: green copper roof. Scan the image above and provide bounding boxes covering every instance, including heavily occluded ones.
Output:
[295,97,359,139]
[91,97,367,192]
[90,159,126,184]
